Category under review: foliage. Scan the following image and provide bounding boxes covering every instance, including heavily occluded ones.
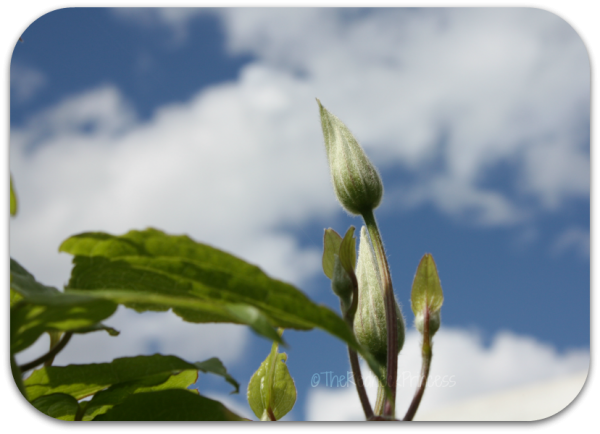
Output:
[9,101,443,421]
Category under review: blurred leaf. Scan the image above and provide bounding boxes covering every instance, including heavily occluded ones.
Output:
[10,175,17,216]
[322,228,343,279]
[11,353,27,399]
[24,354,237,401]
[82,370,197,420]
[194,357,239,393]
[93,389,245,421]
[10,258,60,298]
[31,393,80,421]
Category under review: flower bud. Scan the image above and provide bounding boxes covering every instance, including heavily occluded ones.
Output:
[353,226,405,366]
[323,227,356,310]
[331,254,352,309]
[411,254,444,337]
[317,99,383,215]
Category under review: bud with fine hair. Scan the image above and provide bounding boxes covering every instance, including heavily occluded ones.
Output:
[353,226,405,366]
[317,99,383,215]
[411,253,444,337]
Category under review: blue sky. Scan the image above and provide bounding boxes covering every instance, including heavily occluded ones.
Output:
[9,7,589,421]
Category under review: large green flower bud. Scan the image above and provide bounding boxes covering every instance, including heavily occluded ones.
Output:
[353,226,404,366]
[317,99,383,215]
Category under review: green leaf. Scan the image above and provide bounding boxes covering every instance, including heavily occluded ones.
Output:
[10,174,17,216]
[58,229,366,352]
[339,226,357,274]
[31,393,80,421]
[10,293,117,354]
[194,357,239,394]
[93,389,245,421]
[322,228,343,279]
[410,253,444,316]
[10,258,119,354]
[10,258,60,298]
[247,335,296,421]
[24,354,238,401]
[82,370,198,420]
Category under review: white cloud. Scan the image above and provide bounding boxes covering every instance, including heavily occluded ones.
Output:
[15,306,250,369]
[552,227,590,258]
[10,64,46,103]
[305,327,589,421]
[216,7,590,224]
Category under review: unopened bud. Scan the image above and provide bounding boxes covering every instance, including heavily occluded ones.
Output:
[317,99,383,215]
[411,254,444,337]
[353,226,404,366]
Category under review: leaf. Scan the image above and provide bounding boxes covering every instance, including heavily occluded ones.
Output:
[10,174,17,216]
[24,354,238,401]
[339,226,357,274]
[411,253,444,316]
[93,389,245,421]
[10,293,117,354]
[10,258,119,354]
[322,228,343,279]
[247,335,296,421]
[82,370,198,420]
[31,393,80,421]
[58,229,366,354]
[194,357,239,393]
[10,258,60,298]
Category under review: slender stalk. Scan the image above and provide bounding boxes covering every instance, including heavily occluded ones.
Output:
[342,271,374,420]
[403,309,432,421]
[348,348,374,420]
[45,331,62,367]
[361,209,398,418]
[19,332,73,373]
[373,369,387,416]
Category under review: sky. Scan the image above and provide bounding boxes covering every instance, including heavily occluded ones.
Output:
[8,7,590,421]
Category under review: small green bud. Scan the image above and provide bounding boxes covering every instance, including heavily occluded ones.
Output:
[353,226,405,366]
[323,227,357,310]
[411,253,444,337]
[331,255,352,309]
[317,99,383,215]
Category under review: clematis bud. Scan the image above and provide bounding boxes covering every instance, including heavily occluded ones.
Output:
[317,99,383,215]
[411,254,444,337]
[353,226,404,366]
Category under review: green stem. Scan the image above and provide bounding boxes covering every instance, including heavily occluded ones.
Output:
[361,209,398,418]
[374,369,387,416]
[18,332,73,373]
[403,309,432,421]
[341,271,374,420]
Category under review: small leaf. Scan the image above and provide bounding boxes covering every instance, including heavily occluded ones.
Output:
[93,389,245,421]
[31,393,80,421]
[194,357,239,394]
[339,226,357,275]
[322,228,343,279]
[411,254,443,336]
[410,253,444,316]
[247,335,296,421]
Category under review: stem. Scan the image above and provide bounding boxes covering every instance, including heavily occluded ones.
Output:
[341,272,374,420]
[361,209,398,418]
[348,348,374,420]
[374,369,387,416]
[18,332,73,373]
[45,331,63,367]
[403,309,432,421]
